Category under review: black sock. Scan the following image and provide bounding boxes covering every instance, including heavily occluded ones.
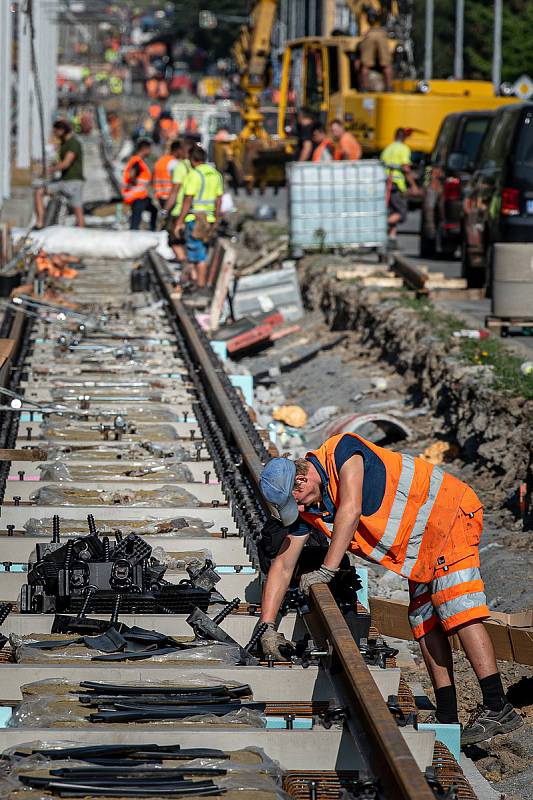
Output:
[435,685,459,724]
[479,673,506,712]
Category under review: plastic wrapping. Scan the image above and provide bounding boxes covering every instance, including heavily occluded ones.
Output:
[12,635,242,666]
[45,442,194,461]
[42,423,179,442]
[20,675,252,699]
[23,515,214,537]
[37,460,194,483]
[151,546,211,570]
[29,484,201,507]
[10,698,266,729]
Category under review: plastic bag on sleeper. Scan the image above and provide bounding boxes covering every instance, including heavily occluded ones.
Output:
[23,515,214,537]
[152,546,212,570]
[8,697,87,729]
[37,462,72,482]
[29,484,200,507]
[21,674,251,698]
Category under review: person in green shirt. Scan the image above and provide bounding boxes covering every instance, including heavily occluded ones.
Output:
[174,145,224,290]
[380,127,419,248]
[34,120,85,228]
[162,140,191,263]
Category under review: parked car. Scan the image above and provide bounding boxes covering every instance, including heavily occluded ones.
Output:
[420,111,495,258]
[462,103,533,288]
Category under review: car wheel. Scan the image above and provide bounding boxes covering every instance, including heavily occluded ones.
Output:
[461,243,485,288]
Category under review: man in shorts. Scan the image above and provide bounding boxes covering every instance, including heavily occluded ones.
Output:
[163,140,191,263]
[359,7,393,92]
[257,434,523,747]
[381,127,419,248]
[34,120,85,228]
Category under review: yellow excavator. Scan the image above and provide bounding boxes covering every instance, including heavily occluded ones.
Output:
[217,0,517,188]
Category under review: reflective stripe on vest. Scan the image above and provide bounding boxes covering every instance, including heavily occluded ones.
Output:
[122,156,151,204]
[191,167,216,214]
[299,433,469,584]
[153,154,174,199]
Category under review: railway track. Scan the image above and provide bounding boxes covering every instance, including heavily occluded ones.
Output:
[0,138,477,800]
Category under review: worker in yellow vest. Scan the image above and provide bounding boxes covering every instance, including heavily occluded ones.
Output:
[162,140,191,263]
[174,145,223,290]
[380,127,419,249]
[121,138,157,231]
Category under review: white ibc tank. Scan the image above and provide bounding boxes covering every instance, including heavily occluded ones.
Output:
[492,243,533,318]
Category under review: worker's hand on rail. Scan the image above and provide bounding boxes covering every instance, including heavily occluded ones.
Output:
[299,565,338,596]
[259,622,295,662]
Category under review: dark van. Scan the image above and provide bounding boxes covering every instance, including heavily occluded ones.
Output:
[462,103,533,287]
[420,111,494,258]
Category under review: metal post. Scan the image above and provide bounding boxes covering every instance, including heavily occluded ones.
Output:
[16,1,31,169]
[492,0,502,93]
[454,0,464,79]
[0,0,13,199]
[424,0,434,81]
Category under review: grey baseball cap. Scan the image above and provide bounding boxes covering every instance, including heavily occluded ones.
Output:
[259,457,299,527]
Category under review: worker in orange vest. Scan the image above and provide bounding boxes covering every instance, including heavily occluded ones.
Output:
[121,138,157,230]
[330,119,362,161]
[159,113,180,145]
[148,103,161,120]
[257,434,523,747]
[152,140,182,208]
[146,77,158,99]
[184,113,198,135]
[311,124,334,162]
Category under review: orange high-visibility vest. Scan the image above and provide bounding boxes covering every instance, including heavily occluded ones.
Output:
[153,153,175,199]
[312,139,334,162]
[300,433,472,584]
[334,132,362,161]
[121,155,151,204]
[160,118,179,140]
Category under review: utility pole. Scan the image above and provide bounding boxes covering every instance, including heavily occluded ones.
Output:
[424,0,434,81]
[17,1,31,169]
[492,0,502,93]
[454,0,464,79]
[0,0,13,200]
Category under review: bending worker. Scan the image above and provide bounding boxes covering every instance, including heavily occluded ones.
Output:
[258,433,523,747]
[121,138,157,231]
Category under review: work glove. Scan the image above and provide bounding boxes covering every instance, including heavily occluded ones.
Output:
[299,565,339,596]
[257,622,296,662]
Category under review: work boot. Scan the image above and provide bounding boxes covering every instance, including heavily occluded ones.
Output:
[461,703,523,747]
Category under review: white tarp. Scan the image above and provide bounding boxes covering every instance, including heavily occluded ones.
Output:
[22,226,175,261]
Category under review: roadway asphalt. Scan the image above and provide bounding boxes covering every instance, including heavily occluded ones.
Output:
[398,210,533,356]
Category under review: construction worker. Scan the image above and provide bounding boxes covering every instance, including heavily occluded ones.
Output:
[152,140,181,209]
[174,145,223,290]
[257,435,523,747]
[184,113,198,136]
[121,138,157,231]
[296,107,316,162]
[34,120,85,229]
[159,112,180,146]
[380,127,419,248]
[359,7,393,92]
[311,124,334,162]
[163,140,191,263]
[330,119,362,161]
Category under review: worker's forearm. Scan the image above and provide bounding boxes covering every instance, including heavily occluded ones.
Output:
[322,507,360,570]
[214,197,222,220]
[260,558,294,623]
[164,187,178,212]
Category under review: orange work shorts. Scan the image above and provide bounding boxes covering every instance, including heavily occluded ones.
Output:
[408,490,490,640]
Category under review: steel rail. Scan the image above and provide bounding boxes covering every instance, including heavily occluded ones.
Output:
[308,584,435,800]
[147,250,437,800]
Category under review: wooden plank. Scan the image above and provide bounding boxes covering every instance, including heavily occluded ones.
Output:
[359,276,403,288]
[209,241,236,334]
[426,278,468,290]
[0,339,15,370]
[0,448,48,462]
[336,266,388,280]
[369,596,533,665]
[239,244,286,277]
[391,254,428,292]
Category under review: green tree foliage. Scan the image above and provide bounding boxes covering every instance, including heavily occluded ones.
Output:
[412,0,533,82]
[172,0,249,59]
